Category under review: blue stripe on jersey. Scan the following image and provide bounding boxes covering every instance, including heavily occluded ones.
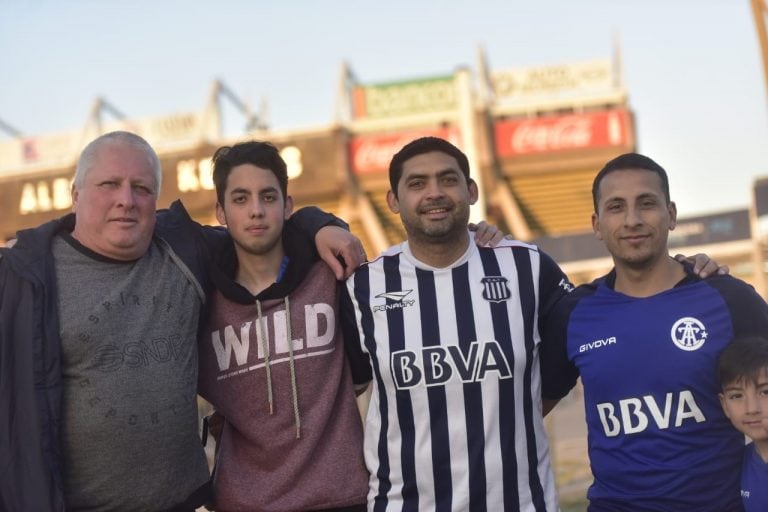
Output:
[451,263,488,512]
[478,247,520,510]
[511,246,547,512]
[415,267,453,512]
[353,263,393,512]
[384,254,419,512]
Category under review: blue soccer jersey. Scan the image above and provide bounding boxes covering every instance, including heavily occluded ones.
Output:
[344,235,572,512]
[542,270,768,512]
[742,442,768,512]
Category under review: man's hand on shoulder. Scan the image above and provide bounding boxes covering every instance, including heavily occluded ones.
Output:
[469,221,511,247]
[315,226,367,280]
[674,253,729,278]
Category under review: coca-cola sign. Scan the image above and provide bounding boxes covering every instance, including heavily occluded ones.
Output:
[349,127,461,174]
[494,109,631,157]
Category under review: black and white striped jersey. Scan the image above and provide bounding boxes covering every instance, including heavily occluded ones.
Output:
[344,233,571,512]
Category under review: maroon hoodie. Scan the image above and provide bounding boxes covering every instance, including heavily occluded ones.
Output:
[198,229,368,512]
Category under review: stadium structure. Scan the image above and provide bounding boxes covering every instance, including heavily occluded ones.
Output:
[0,48,765,293]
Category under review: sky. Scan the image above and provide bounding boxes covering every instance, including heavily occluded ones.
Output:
[1,0,767,219]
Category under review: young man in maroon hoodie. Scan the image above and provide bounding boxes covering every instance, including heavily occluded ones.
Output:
[197,140,370,512]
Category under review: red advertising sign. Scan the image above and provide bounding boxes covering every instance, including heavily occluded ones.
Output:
[494,109,631,157]
[349,127,461,174]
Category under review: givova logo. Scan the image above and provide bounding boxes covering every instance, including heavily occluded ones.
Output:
[670,316,708,351]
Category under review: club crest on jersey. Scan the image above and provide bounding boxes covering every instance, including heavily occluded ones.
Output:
[670,316,708,351]
[373,289,415,312]
[481,276,511,302]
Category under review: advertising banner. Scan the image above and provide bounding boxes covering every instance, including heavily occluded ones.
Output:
[492,59,614,104]
[0,112,207,175]
[352,75,457,120]
[493,109,631,157]
[349,127,461,174]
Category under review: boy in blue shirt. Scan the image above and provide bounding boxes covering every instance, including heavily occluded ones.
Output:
[718,336,768,512]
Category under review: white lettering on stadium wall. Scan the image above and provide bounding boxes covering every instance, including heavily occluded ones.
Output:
[176,147,302,193]
[19,178,72,214]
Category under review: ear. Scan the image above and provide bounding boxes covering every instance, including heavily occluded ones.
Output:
[215,202,227,226]
[668,201,678,230]
[386,190,399,214]
[71,184,79,212]
[468,179,479,205]
[284,195,294,220]
[592,212,603,241]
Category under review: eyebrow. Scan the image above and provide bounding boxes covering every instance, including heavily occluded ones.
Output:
[405,168,460,180]
[603,191,660,204]
[229,186,279,195]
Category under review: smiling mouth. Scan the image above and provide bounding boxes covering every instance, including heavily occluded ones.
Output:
[420,205,451,215]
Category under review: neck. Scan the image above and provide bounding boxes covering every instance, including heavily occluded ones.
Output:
[234,244,285,296]
[755,439,768,463]
[407,229,470,268]
[613,254,685,297]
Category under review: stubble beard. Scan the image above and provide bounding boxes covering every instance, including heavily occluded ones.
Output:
[403,203,470,248]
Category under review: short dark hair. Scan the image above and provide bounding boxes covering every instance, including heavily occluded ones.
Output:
[212,141,288,205]
[388,136,471,198]
[592,153,670,213]
[717,336,768,389]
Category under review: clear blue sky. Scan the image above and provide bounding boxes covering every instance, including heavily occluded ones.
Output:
[1,0,767,218]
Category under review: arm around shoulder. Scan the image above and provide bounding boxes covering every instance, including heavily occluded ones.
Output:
[339,284,373,387]
[712,275,768,336]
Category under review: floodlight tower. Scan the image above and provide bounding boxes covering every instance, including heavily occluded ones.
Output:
[750,0,768,297]
[754,0,768,100]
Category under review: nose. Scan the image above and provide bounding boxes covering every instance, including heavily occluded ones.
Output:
[424,179,445,199]
[249,198,266,218]
[744,390,761,415]
[115,184,137,209]
[623,206,642,227]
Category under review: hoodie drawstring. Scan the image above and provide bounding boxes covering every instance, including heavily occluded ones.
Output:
[256,297,301,439]
[256,300,274,415]
[284,296,301,439]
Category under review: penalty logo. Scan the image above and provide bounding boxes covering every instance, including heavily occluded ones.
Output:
[373,290,415,312]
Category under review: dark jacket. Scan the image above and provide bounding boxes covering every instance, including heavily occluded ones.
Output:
[0,200,339,511]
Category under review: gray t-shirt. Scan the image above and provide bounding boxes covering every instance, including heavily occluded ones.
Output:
[54,235,209,511]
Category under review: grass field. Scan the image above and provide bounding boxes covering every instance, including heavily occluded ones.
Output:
[560,498,589,511]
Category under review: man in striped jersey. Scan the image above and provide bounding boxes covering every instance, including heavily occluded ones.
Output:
[343,136,570,511]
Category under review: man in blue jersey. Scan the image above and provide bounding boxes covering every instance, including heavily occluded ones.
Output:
[541,153,768,511]
[344,136,572,511]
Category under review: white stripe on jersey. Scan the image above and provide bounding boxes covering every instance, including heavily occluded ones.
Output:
[348,235,558,512]
[430,272,471,507]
